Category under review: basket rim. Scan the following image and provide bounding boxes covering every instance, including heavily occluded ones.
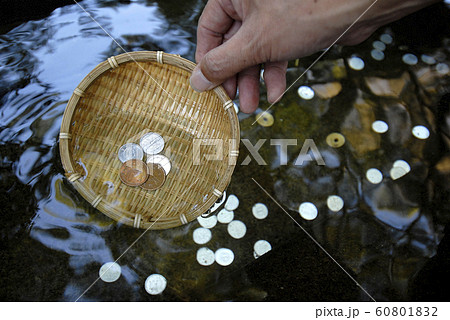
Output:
[59,51,240,229]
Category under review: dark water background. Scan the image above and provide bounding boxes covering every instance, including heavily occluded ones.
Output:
[0,0,449,301]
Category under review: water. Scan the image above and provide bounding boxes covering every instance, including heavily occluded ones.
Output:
[1,0,449,301]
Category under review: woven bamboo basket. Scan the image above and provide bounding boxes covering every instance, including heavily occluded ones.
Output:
[59,51,239,229]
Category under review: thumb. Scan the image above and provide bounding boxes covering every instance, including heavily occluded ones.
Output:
[190,30,256,92]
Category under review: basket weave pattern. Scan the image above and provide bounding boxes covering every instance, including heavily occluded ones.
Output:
[60,51,239,229]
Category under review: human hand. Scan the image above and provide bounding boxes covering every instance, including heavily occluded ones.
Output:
[190,0,440,113]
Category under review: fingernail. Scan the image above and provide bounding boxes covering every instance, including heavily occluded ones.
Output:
[190,67,214,92]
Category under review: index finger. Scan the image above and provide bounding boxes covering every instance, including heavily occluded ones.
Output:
[195,0,238,62]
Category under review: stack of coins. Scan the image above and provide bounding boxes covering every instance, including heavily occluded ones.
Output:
[117,132,172,191]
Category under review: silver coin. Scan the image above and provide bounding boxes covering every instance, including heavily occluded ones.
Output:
[366,168,383,184]
[254,240,272,258]
[298,202,318,220]
[421,54,436,65]
[371,49,385,61]
[197,215,217,229]
[348,57,365,70]
[146,154,171,175]
[140,132,165,154]
[193,227,212,245]
[227,220,247,239]
[402,53,418,66]
[144,274,167,295]
[224,194,239,211]
[297,86,315,100]
[217,208,234,224]
[252,203,268,220]
[412,125,430,139]
[372,41,386,51]
[215,248,234,266]
[99,262,121,283]
[196,247,215,266]
[390,166,408,180]
[118,143,144,163]
[327,195,344,212]
[380,34,393,44]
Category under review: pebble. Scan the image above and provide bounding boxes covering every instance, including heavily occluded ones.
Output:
[252,203,269,220]
[227,220,247,239]
[144,274,167,295]
[298,202,318,220]
[99,262,121,283]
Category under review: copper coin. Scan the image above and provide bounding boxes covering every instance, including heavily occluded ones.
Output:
[119,159,149,187]
[140,163,166,191]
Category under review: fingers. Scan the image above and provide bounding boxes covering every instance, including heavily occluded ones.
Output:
[195,0,239,63]
[222,76,237,100]
[237,65,260,113]
[263,61,288,104]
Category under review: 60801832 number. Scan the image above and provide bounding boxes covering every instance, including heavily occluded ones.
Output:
[375,307,438,317]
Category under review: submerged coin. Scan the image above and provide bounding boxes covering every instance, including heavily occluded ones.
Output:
[348,57,365,70]
[144,274,167,295]
[256,112,274,127]
[412,125,430,140]
[402,53,418,65]
[380,34,393,44]
[197,215,217,229]
[372,120,389,133]
[196,247,215,266]
[326,132,345,148]
[252,203,268,220]
[215,248,234,266]
[327,195,344,212]
[227,220,247,239]
[193,227,212,244]
[99,262,121,283]
[297,86,315,100]
[119,159,148,187]
[254,240,272,259]
[393,160,411,173]
[146,154,171,175]
[298,202,318,220]
[224,194,239,211]
[366,168,383,184]
[217,209,234,224]
[140,163,166,190]
[118,143,144,163]
[140,132,165,154]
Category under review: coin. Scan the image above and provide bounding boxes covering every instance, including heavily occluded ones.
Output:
[146,154,171,175]
[252,203,268,220]
[196,247,215,266]
[144,274,167,295]
[254,240,272,259]
[119,159,148,187]
[297,86,315,100]
[366,168,383,184]
[118,143,144,163]
[99,262,121,283]
[215,248,234,266]
[256,111,274,127]
[298,202,318,220]
[326,132,345,148]
[140,132,164,154]
[140,162,166,190]
[227,220,247,239]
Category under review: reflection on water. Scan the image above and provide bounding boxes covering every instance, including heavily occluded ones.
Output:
[0,0,449,301]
